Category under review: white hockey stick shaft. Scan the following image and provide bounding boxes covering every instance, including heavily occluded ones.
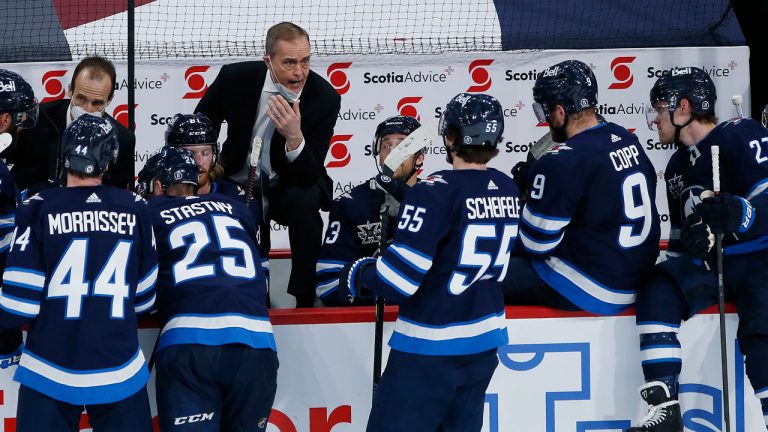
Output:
[711,144,731,432]
[731,94,743,120]
[245,136,262,205]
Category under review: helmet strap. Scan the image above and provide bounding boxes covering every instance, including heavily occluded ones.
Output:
[443,136,457,164]
[670,109,694,146]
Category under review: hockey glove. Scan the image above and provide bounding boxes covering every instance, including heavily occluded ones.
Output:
[0,328,23,369]
[338,257,376,304]
[695,191,756,237]
[510,161,530,198]
[370,174,407,203]
[680,214,714,259]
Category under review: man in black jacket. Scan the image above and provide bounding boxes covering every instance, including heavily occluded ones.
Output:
[196,22,341,307]
[2,56,135,192]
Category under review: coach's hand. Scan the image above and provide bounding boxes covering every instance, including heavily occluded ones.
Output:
[267,95,303,151]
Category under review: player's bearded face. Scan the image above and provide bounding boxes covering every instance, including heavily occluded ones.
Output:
[183,144,214,187]
[266,38,311,95]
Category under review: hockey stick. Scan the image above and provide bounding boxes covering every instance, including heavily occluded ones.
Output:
[711,144,732,432]
[731,94,744,120]
[527,131,556,163]
[381,121,435,176]
[245,136,263,206]
[372,198,390,398]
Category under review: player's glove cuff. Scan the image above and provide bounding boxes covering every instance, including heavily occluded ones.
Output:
[338,257,376,304]
[695,191,756,236]
[370,174,407,203]
[0,344,23,369]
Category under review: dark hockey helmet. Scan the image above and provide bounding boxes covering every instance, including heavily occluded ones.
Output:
[438,93,504,147]
[165,113,219,161]
[372,115,421,156]
[532,60,598,122]
[136,150,166,197]
[649,66,716,117]
[0,69,39,129]
[62,114,119,176]
[158,146,199,189]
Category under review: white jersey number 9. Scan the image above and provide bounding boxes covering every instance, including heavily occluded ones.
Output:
[618,172,653,248]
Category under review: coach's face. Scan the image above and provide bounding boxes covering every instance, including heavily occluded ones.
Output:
[264,37,311,94]
[70,68,113,115]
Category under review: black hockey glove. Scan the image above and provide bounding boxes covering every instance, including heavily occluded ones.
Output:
[510,161,530,199]
[337,257,376,304]
[695,192,756,237]
[680,214,714,259]
[370,174,407,203]
[0,328,23,369]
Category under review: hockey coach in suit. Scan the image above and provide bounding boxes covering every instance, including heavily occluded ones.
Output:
[3,56,135,192]
[195,21,341,307]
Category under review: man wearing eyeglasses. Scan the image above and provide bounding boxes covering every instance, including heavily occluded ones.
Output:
[196,22,341,308]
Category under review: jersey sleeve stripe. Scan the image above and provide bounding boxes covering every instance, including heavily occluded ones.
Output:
[316,279,339,298]
[0,215,14,228]
[3,268,46,290]
[541,256,636,304]
[316,260,346,274]
[0,293,41,317]
[389,244,432,273]
[134,293,156,314]
[746,178,768,200]
[755,387,768,399]
[518,230,563,254]
[522,207,570,234]
[0,231,14,251]
[136,265,158,295]
[375,258,419,297]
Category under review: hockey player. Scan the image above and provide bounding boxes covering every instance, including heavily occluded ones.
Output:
[136,149,170,199]
[338,93,518,431]
[0,70,37,371]
[0,114,157,431]
[165,113,246,199]
[315,115,423,305]
[147,146,277,432]
[503,59,660,315]
[626,67,768,431]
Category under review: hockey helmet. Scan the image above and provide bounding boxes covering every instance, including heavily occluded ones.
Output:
[532,60,598,123]
[62,114,119,176]
[649,66,716,118]
[158,146,199,189]
[438,93,504,147]
[0,69,39,129]
[372,115,421,156]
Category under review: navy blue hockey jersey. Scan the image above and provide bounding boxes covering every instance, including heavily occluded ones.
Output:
[0,186,157,405]
[665,118,768,255]
[147,194,275,353]
[0,162,20,271]
[210,179,269,277]
[518,122,660,315]
[316,180,396,304]
[358,169,519,356]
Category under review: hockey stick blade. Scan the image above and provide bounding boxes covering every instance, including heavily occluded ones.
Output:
[382,121,436,176]
[529,131,556,161]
